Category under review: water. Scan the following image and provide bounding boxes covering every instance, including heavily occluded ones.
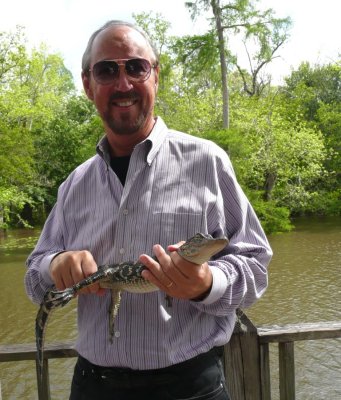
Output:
[0,217,340,399]
[247,217,341,400]
[0,229,77,399]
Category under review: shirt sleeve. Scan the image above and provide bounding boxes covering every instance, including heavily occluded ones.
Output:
[25,191,66,304]
[191,145,272,316]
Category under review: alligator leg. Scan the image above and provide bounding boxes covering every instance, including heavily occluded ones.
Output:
[35,268,115,380]
[109,289,122,343]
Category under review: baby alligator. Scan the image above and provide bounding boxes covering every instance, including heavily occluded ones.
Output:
[35,233,228,380]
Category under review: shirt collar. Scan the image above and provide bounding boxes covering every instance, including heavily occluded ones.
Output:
[144,117,168,165]
[96,136,112,166]
[96,117,168,166]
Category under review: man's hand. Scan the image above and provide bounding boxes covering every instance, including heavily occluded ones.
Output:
[139,242,213,300]
[50,251,106,295]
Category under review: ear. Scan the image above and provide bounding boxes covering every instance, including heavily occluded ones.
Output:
[82,71,94,100]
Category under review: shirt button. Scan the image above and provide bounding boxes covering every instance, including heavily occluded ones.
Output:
[114,331,120,338]
[122,209,129,215]
[119,248,125,255]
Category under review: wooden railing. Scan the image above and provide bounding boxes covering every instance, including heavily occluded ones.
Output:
[1,312,340,400]
[224,312,341,400]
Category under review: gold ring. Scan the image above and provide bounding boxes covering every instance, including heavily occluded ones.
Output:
[166,281,174,288]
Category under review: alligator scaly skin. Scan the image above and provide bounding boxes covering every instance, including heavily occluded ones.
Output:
[35,233,228,380]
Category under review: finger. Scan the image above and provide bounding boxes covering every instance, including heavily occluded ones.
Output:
[65,251,91,293]
[169,249,204,278]
[96,287,107,296]
[167,241,185,253]
[152,244,188,283]
[50,253,71,290]
[51,267,66,291]
[50,250,99,294]
[79,251,97,276]
[139,252,175,290]
[77,251,99,294]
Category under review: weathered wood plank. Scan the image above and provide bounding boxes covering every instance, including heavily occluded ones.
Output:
[0,341,77,362]
[36,358,50,400]
[259,343,271,400]
[224,310,263,400]
[258,322,341,343]
[1,319,340,400]
[224,334,247,399]
[279,342,295,400]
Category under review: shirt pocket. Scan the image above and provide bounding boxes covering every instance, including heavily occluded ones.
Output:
[150,211,208,247]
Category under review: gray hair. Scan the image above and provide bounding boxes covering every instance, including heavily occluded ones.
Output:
[82,20,159,75]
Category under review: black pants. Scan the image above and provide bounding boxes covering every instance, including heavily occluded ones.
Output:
[69,347,230,400]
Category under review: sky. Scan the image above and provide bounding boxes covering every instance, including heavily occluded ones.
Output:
[1,0,340,91]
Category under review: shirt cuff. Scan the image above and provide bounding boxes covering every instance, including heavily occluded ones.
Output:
[198,266,228,305]
[40,252,62,286]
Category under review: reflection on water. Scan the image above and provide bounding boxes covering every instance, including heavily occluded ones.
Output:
[0,229,78,399]
[248,217,341,400]
[0,218,340,399]
[249,217,341,324]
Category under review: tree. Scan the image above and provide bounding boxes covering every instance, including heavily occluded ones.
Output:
[34,95,102,203]
[184,0,291,127]
[283,61,341,194]
[0,26,75,226]
[134,12,223,134]
[235,15,291,96]
[0,121,35,228]
[0,26,27,83]
[2,45,74,131]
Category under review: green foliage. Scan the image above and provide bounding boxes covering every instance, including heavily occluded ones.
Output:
[34,95,102,201]
[0,187,34,228]
[0,121,35,186]
[245,191,293,234]
[0,26,76,226]
[299,189,341,216]
[185,0,292,101]
[133,11,171,58]
[0,18,339,233]
[282,61,341,207]
[172,32,221,86]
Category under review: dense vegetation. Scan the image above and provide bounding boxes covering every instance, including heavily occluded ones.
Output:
[0,2,340,233]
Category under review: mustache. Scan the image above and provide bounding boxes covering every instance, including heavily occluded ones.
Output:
[109,91,139,101]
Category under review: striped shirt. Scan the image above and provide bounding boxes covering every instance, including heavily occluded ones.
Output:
[25,117,272,369]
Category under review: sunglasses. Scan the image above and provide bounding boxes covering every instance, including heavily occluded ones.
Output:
[89,58,156,85]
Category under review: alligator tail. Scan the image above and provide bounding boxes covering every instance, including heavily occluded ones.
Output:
[35,287,75,381]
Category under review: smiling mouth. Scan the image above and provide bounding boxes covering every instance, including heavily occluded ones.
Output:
[112,99,138,107]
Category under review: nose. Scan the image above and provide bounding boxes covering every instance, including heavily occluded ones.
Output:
[114,64,134,92]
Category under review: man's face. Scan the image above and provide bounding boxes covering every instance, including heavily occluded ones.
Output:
[82,26,159,139]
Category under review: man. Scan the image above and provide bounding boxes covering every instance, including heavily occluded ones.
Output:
[25,20,272,400]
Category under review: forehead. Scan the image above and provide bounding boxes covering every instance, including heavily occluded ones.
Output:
[91,25,154,63]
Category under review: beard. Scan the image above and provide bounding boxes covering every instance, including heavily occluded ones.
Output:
[104,109,147,135]
[103,91,148,135]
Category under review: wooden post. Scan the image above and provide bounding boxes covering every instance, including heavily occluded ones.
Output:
[259,343,271,400]
[36,358,51,400]
[279,342,295,400]
[223,310,263,400]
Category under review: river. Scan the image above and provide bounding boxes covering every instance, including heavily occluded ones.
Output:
[0,217,340,399]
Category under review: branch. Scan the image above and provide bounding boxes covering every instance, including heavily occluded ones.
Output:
[219,20,274,32]
[236,64,253,96]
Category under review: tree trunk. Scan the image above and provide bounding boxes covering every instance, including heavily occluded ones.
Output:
[211,0,229,129]
[264,172,276,201]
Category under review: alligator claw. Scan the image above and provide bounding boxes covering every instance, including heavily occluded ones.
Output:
[43,287,75,310]
[34,233,229,384]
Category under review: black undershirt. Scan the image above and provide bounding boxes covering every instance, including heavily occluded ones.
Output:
[110,155,131,186]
